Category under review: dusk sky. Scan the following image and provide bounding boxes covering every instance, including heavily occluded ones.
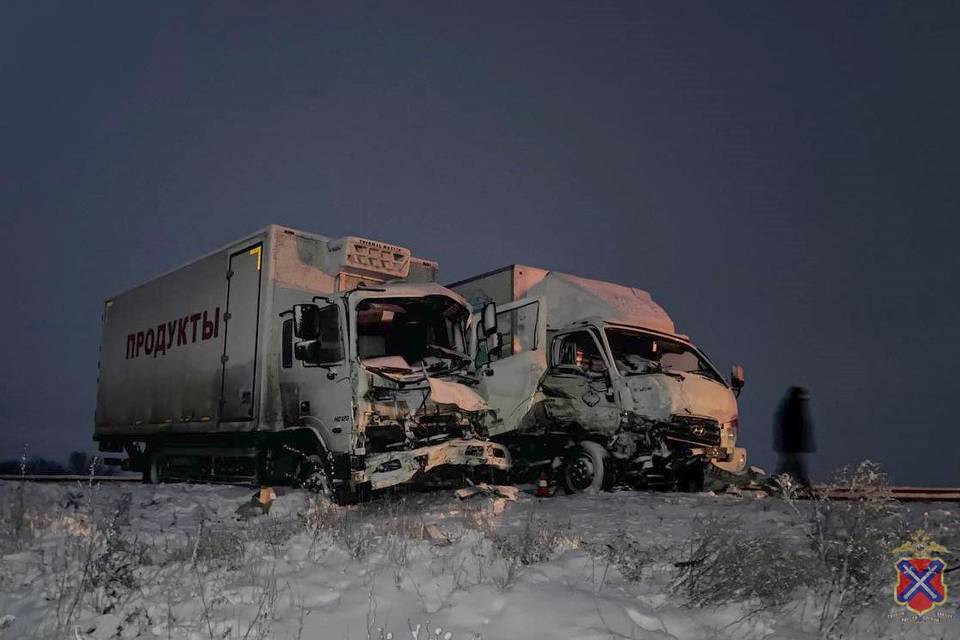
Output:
[2,1,958,484]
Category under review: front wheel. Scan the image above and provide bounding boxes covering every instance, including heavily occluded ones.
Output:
[563,441,615,494]
[301,454,360,505]
[300,454,330,493]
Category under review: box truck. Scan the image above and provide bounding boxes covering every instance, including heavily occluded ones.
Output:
[95,226,508,502]
[449,265,747,493]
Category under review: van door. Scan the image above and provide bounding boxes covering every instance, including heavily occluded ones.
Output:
[220,244,263,421]
[476,297,546,436]
[540,328,620,435]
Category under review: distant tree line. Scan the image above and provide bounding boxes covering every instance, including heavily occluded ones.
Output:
[0,451,118,475]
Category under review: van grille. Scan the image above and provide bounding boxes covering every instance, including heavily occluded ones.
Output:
[664,416,722,447]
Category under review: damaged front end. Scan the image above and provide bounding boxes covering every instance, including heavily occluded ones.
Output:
[348,291,511,491]
[541,340,746,489]
[606,411,746,489]
[356,367,510,490]
[365,438,510,490]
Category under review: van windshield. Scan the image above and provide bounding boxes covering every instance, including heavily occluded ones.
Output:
[356,296,469,370]
[604,328,724,384]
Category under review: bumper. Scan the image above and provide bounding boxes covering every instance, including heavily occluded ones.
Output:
[363,438,511,491]
[684,445,748,474]
[705,446,748,474]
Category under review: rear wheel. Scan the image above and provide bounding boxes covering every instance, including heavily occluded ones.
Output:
[563,441,614,494]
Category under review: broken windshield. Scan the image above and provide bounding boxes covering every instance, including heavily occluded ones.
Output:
[604,328,724,384]
[355,296,469,372]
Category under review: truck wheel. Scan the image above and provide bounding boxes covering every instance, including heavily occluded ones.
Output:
[300,454,328,491]
[301,454,358,506]
[563,441,614,494]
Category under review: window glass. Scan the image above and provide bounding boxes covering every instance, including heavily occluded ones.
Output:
[478,301,539,364]
[604,328,722,383]
[355,296,468,369]
[555,331,607,374]
[660,350,700,372]
[489,309,513,362]
[299,304,343,366]
[514,303,538,352]
[317,305,340,350]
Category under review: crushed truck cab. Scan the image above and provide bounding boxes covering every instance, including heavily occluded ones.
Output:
[450,265,747,492]
[335,284,511,492]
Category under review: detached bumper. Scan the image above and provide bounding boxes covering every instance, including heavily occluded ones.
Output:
[707,447,748,474]
[364,438,511,490]
[684,445,748,474]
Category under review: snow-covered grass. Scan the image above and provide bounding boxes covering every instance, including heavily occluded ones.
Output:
[1,473,958,640]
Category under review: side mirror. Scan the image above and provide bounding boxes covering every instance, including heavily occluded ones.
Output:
[295,340,344,365]
[481,302,498,337]
[293,304,320,340]
[730,364,745,395]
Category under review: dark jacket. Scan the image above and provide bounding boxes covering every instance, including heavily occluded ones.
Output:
[773,388,815,453]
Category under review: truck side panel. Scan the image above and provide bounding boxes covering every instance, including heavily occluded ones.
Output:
[95,234,267,436]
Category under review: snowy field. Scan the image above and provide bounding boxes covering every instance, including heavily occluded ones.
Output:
[1,479,958,640]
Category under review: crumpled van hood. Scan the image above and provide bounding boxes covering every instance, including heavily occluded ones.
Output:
[622,373,737,424]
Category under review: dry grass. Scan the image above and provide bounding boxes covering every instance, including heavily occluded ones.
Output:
[672,460,908,638]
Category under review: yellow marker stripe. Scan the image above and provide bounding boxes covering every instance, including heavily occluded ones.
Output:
[249,246,262,270]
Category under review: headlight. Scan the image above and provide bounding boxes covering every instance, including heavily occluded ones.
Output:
[727,417,739,439]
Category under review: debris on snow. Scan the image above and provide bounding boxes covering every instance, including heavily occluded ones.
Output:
[234,486,277,519]
[454,483,519,502]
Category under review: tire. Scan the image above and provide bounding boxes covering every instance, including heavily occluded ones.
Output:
[563,441,615,494]
[300,454,360,505]
[300,454,329,492]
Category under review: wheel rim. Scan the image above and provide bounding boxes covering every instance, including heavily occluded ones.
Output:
[302,455,332,496]
[566,454,596,491]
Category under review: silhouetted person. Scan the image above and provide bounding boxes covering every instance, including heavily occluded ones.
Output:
[774,386,815,487]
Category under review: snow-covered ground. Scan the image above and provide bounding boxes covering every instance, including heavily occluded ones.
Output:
[0,480,957,640]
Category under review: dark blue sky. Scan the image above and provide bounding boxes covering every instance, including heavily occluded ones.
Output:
[2,1,958,483]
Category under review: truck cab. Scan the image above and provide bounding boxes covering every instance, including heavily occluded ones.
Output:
[280,282,509,497]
